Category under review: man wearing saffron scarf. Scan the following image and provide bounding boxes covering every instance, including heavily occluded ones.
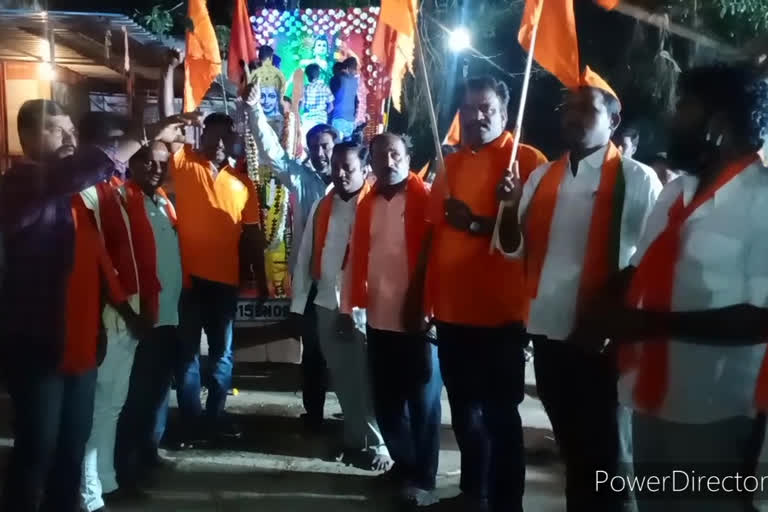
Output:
[575,65,768,512]
[290,142,390,471]
[114,141,183,497]
[343,133,443,507]
[76,112,148,511]
[0,100,177,512]
[497,69,661,511]
[407,75,547,512]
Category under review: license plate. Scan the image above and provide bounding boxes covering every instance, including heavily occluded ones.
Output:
[236,298,291,324]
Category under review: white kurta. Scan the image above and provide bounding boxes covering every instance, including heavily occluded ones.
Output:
[500,146,662,341]
[618,161,768,424]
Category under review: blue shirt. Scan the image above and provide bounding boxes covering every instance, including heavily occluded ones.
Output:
[330,74,358,122]
[0,148,115,368]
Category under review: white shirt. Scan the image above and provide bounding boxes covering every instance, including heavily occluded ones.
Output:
[500,147,662,340]
[291,191,357,314]
[618,161,768,423]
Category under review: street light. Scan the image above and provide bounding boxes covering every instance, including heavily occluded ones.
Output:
[447,26,471,53]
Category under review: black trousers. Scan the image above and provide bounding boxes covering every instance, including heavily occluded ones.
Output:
[116,326,178,487]
[436,322,527,512]
[367,327,443,490]
[533,338,625,512]
[301,285,327,422]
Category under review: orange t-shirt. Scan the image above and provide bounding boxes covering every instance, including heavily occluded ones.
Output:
[425,131,547,327]
[171,146,260,286]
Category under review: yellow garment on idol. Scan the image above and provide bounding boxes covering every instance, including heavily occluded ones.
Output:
[253,62,287,96]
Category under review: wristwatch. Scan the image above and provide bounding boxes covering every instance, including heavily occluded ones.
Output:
[469,220,481,234]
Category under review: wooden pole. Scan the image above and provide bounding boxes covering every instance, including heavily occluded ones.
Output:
[412,11,446,177]
[46,17,55,99]
[613,2,743,58]
[219,73,229,115]
[488,0,543,253]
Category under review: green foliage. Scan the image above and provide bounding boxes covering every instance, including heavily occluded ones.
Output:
[215,25,231,58]
[134,5,174,36]
[651,0,768,43]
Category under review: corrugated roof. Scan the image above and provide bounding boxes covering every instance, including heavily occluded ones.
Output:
[0,9,175,86]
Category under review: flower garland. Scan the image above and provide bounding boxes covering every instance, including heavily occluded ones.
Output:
[243,109,290,253]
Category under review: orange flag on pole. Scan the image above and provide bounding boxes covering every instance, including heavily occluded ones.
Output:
[228,0,257,89]
[183,0,221,112]
[372,0,418,111]
[443,112,461,146]
[518,0,580,89]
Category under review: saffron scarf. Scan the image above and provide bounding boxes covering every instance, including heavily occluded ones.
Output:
[95,176,139,296]
[61,195,128,373]
[123,181,177,325]
[310,182,371,281]
[524,143,625,311]
[620,153,764,412]
[347,172,430,309]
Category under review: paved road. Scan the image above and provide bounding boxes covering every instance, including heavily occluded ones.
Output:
[0,363,566,511]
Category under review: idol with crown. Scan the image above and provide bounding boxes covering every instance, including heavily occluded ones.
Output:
[239,65,302,300]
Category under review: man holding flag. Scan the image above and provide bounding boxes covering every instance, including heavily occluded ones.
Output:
[494,1,659,509]
[406,75,546,512]
[496,68,660,510]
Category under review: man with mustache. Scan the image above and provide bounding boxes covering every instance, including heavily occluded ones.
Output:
[405,75,547,512]
[170,111,262,446]
[496,68,661,511]
[344,133,443,507]
[245,81,337,431]
[575,64,768,512]
[113,141,183,499]
[76,112,153,511]
[290,142,390,470]
[0,100,181,512]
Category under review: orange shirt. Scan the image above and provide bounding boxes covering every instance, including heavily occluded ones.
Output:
[425,131,547,327]
[60,196,127,375]
[171,146,259,286]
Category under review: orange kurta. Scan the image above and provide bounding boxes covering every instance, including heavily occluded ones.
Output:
[425,131,547,327]
[171,145,259,286]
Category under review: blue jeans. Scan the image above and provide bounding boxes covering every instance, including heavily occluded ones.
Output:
[2,368,97,512]
[116,326,177,486]
[436,322,527,512]
[175,277,237,430]
[367,327,443,490]
[331,118,356,141]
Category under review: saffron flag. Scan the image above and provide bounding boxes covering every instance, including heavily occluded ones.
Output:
[228,0,257,89]
[518,0,580,89]
[444,111,461,146]
[183,0,221,112]
[372,0,418,111]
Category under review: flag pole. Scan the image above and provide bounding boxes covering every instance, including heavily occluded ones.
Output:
[412,11,446,176]
[489,0,543,253]
[220,74,229,115]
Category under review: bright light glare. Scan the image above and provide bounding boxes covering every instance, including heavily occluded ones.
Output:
[448,27,471,52]
[39,62,56,80]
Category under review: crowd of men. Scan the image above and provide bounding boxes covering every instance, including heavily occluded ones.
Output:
[1,42,768,512]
